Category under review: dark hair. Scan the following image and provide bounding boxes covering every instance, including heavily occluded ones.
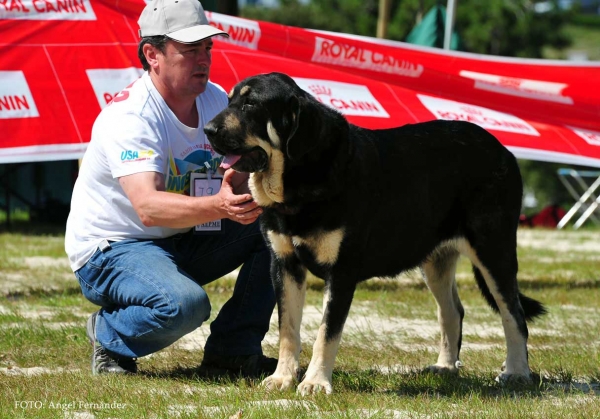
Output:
[138,35,169,71]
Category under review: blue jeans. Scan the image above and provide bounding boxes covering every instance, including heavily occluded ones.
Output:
[75,219,275,359]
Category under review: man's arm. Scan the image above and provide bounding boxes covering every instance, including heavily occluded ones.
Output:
[119,168,261,228]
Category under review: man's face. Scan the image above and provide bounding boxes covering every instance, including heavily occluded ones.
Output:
[156,38,213,98]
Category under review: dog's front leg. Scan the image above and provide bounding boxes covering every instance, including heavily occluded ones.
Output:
[262,238,307,391]
[298,280,356,395]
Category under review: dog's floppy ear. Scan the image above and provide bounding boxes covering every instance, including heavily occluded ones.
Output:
[285,95,321,161]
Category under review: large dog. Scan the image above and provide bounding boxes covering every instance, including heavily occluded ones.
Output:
[204,72,545,395]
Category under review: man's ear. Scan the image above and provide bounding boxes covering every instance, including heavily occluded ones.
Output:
[285,96,320,161]
[143,44,160,70]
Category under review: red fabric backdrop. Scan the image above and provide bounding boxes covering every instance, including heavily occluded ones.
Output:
[1,0,600,167]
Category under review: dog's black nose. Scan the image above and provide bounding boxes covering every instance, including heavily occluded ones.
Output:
[203,122,218,136]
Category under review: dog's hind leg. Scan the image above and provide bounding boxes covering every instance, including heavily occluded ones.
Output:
[297,278,357,395]
[421,244,464,375]
[458,238,533,383]
[262,232,307,392]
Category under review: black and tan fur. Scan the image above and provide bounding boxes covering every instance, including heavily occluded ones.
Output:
[204,72,545,395]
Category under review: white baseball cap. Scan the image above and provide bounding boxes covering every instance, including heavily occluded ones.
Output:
[138,0,229,44]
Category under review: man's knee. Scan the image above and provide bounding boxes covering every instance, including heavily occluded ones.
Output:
[152,286,211,334]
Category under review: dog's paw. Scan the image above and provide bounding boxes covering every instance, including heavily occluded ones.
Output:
[261,374,295,392]
[495,372,532,386]
[423,360,463,375]
[297,378,333,396]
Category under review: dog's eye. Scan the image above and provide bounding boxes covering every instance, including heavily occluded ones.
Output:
[241,104,254,112]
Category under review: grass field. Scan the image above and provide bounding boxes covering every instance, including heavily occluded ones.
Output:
[0,228,599,418]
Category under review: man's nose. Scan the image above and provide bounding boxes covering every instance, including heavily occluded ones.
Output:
[198,50,211,65]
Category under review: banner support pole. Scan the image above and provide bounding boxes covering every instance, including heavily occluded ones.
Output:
[444,0,457,50]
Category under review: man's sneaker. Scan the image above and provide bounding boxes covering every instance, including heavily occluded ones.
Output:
[198,352,278,378]
[86,312,137,375]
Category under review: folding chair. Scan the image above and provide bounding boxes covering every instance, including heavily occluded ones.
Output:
[556,168,600,229]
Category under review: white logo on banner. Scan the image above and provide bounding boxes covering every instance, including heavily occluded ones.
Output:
[206,12,261,50]
[417,94,539,136]
[311,36,423,78]
[86,68,144,109]
[0,0,96,20]
[293,78,389,118]
[568,126,600,146]
[0,71,39,119]
[459,70,573,105]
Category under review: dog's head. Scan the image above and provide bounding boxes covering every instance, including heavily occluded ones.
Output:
[204,72,337,173]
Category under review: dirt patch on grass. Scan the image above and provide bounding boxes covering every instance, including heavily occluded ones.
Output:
[0,366,79,376]
[0,272,74,295]
[518,229,600,253]
[22,256,70,268]
[175,302,509,354]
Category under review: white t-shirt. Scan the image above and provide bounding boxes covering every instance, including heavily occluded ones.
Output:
[65,72,228,272]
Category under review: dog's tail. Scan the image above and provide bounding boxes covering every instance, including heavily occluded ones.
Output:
[472,266,546,321]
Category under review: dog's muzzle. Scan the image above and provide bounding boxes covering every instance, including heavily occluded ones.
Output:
[203,121,218,136]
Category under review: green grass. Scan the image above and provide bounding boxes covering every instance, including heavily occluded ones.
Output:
[0,228,599,418]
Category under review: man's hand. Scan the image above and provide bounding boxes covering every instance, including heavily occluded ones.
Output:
[216,169,262,224]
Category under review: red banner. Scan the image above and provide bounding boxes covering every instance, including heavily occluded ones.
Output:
[2,0,600,167]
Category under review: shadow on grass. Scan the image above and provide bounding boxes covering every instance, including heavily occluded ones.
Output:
[136,364,600,398]
[139,364,308,388]
[138,364,267,388]
[333,369,600,398]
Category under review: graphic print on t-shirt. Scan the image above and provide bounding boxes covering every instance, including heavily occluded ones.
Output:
[166,148,223,195]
